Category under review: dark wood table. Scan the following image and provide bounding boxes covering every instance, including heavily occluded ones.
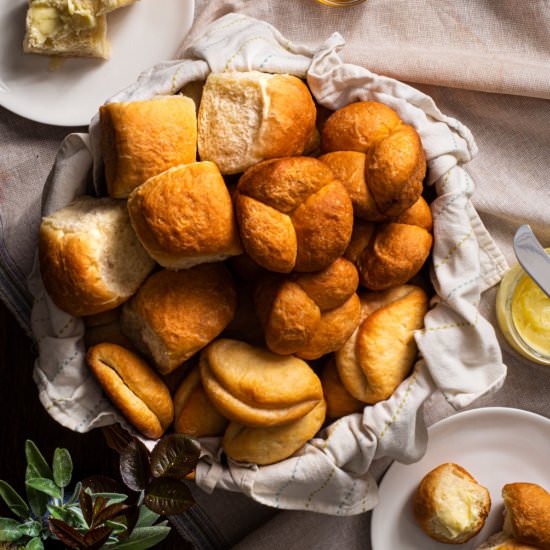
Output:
[0,301,192,549]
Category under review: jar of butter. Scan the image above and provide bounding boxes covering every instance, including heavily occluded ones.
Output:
[496,248,550,366]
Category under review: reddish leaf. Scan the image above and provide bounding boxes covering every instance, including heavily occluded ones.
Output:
[48,518,85,549]
[150,435,200,479]
[79,487,93,527]
[92,502,126,528]
[118,505,140,540]
[120,439,151,492]
[144,478,194,515]
[92,495,107,525]
[83,525,113,550]
[81,476,124,494]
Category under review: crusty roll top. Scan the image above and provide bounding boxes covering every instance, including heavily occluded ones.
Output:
[100,96,197,198]
[127,161,242,269]
[198,71,316,175]
[39,195,155,317]
[235,156,354,273]
[320,100,426,217]
[200,339,323,427]
[86,343,173,439]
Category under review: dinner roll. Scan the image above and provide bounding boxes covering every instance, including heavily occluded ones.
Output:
[39,196,155,317]
[335,285,428,403]
[83,308,134,349]
[128,161,242,269]
[413,463,491,544]
[321,358,363,420]
[476,532,539,549]
[321,101,426,217]
[343,196,433,290]
[121,265,237,374]
[223,399,326,466]
[198,71,316,175]
[501,483,550,549]
[254,258,361,359]
[173,367,228,438]
[100,96,197,198]
[235,157,354,273]
[87,343,173,439]
[200,339,323,427]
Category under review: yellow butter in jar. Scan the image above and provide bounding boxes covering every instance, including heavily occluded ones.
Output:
[496,248,550,366]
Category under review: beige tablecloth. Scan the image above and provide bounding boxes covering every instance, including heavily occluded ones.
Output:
[1,1,549,548]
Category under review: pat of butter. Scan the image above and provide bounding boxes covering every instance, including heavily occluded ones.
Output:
[437,484,479,538]
[27,1,97,45]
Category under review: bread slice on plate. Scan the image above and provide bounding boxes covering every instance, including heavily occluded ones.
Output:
[23,0,110,59]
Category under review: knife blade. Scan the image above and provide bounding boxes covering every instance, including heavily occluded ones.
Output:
[513,224,550,298]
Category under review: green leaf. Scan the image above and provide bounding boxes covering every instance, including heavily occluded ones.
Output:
[105,526,171,550]
[120,440,150,492]
[66,482,82,505]
[17,520,42,538]
[143,479,194,516]
[47,505,85,528]
[26,537,44,550]
[25,478,61,501]
[0,481,30,520]
[105,519,129,534]
[135,507,159,528]
[24,442,52,481]
[47,518,85,549]
[150,435,200,480]
[0,517,23,542]
[52,449,72,489]
[25,466,49,519]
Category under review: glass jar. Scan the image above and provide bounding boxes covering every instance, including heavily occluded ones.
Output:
[495,248,550,366]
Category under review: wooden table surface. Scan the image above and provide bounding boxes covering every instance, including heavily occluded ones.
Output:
[0,301,193,549]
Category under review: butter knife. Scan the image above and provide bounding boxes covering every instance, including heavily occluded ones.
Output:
[513,224,550,298]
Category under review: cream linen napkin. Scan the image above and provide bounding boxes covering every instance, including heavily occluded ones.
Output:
[28,14,508,515]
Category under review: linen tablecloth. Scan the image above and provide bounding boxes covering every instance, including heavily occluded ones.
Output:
[1,1,550,549]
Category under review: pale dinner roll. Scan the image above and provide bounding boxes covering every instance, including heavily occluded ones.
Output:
[321,101,426,217]
[413,463,491,544]
[343,196,433,291]
[173,368,228,438]
[121,265,237,375]
[321,358,363,420]
[254,258,361,359]
[200,339,323,428]
[127,161,242,269]
[86,343,174,439]
[198,71,316,175]
[235,156,354,273]
[39,196,155,317]
[100,96,197,198]
[501,483,550,549]
[335,285,428,404]
[477,532,539,550]
[223,399,326,466]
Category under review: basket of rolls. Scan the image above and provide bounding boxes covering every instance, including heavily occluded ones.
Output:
[28,14,508,515]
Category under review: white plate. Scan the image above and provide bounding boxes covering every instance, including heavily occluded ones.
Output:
[371,407,550,550]
[0,0,195,127]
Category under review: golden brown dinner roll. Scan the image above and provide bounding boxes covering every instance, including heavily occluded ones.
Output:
[235,156,354,273]
[100,96,197,198]
[173,368,228,438]
[39,196,155,317]
[335,285,428,403]
[87,343,173,439]
[223,399,326,465]
[321,358,363,420]
[127,161,242,269]
[318,151,386,221]
[198,71,316,175]
[501,483,550,549]
[83,308,134,349]
[342,196,433,291]
[121,265,237,375]
[476,532,540,549]
[254,258,361,359]
[413,463,491,544]
[200,339,323,427]
[321,101,426,217]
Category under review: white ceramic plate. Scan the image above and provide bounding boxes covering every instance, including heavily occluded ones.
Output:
[0,0,195,127]
[371,407,550,550]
